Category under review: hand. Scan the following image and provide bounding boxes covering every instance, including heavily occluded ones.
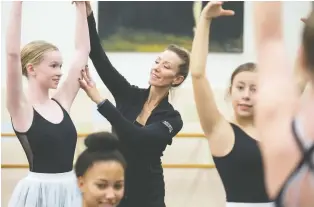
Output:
[72,1,85,5]
[201,1,235,20]
[79,66,103,104]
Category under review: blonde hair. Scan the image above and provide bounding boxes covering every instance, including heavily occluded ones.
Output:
[21,40,59,77]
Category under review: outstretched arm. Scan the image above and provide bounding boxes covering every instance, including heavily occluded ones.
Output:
[53,1,90,112]
[190,1,235,156]
[86,4,137,103]
[6,2,32,131]
[254,2,299,198]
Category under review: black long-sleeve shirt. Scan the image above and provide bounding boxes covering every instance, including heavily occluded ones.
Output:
[87,12,183,207]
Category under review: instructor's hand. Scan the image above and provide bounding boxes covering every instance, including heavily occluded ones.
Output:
[79,66,104,105]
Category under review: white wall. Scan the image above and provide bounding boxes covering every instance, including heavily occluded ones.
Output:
[1,1,311,89]
[1,1,312,207]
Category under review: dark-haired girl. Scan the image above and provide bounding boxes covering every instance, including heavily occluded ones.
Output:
[75,132,126,207]
[190,2,271,206]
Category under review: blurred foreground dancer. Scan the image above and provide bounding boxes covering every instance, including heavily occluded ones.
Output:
[190,1,271,206]
[80,2,190,206]
[5,1,90,206]
[75,132,126,207]
[254,2,314,207]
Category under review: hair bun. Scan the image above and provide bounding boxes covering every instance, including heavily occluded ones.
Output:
[84,132,119,152]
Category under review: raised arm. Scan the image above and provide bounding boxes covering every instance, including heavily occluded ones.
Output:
[6,2,33,132]
[190,2,235,156]
[86,4,137,102]
[253,2,299,198]
[53,2,90,112]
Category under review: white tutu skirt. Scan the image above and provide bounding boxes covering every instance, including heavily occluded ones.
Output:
[226,202,274,207]
[8,171,82,207]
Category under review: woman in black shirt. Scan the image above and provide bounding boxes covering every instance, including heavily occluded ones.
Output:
[80,3,190,207]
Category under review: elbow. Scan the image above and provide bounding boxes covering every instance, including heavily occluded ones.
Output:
[6,51,20,59]
[190,66,206,79]
[86,43,91,54]
[191,71,205,80]
[191,72,205,79]
[76,50,90,61]
[76,45,91,55]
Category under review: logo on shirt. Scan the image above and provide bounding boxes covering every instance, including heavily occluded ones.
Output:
[162,121,173,133]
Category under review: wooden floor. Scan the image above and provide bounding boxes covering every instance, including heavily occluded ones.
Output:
[1,168,226,207]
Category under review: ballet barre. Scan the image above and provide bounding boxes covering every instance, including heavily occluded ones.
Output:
[1,164,215,169]
[1,132,214,169]
[1,132,207,138]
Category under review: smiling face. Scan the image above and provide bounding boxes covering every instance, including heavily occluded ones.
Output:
[148,44,190,88]
[21,41,63,90]
[78,161,125,207]
[28,50,63,89]
[149,50,184,88]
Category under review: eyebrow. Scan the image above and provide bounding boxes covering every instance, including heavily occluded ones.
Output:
[50,61,62,65]
[156,57,171,65]
[98,179,124,182]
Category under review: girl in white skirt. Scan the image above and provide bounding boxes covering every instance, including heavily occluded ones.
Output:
[5,1,90,207]
[190,2,273,206]
[74,132,126,207]
[254,2,314,207]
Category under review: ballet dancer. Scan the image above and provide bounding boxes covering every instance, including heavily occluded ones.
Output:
[254,2,314,206]
[80,3,190,206]
[5,1,90,206]
[190,2,271,206]
[74,132,126,207]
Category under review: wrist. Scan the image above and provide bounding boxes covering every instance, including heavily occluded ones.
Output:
[93,96,105,105]
[200,13,213,22]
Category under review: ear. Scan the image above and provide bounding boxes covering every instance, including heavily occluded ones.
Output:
[172,75,184,87]
[77,176,85,193]
[224,86,232,101]
[26,63,36,77]
[295,46,309,77]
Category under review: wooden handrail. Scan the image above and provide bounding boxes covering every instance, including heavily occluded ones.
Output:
[1,163,215,169]
[1,133,206,138]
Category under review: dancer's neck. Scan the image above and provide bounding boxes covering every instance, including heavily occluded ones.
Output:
[27,80,50,105]
[147,86,169,106]
[233,115,254,128]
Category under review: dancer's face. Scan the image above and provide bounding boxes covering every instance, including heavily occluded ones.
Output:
[78,161,125,207]
[27,50,63,89]
[230,71,257,118]
[149,50,185,88]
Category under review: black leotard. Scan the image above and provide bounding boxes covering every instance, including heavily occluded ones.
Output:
[213,123,269,203]
[12,98,77,173]
[275,119,314,207]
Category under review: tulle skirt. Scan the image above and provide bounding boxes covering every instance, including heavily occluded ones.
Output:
[226,202,274,207]
[8,171,82,207]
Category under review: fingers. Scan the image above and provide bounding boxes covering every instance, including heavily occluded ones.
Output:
[221,9,235,16]
[211,1,223,6]
[81,68,89,82]
[85,1,91,6]
[85,65,92,80]
[301,17,307,23]
[78,78,87,89]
